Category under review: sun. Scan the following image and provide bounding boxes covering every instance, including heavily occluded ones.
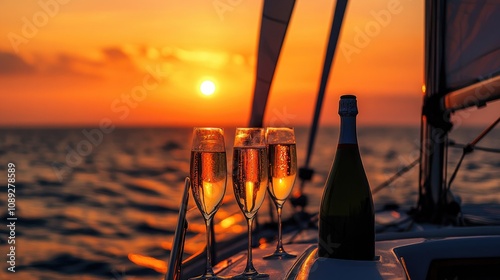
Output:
[200,80,216,96]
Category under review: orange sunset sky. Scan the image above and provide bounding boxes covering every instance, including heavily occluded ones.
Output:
[1,0,498,127]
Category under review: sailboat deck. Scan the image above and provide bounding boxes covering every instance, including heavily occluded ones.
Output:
[214,226,500,280]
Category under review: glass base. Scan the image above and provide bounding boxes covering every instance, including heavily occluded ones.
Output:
[263,248,296,260]
[189,274,228,280]
[231,271,269,279]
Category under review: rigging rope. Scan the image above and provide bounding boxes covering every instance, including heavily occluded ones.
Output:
[372,116,500,196]
[448,141,500,153]
[445,116,500,196]
[372,157,420,195]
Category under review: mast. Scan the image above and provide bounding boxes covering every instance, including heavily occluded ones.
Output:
[418,0,450,223]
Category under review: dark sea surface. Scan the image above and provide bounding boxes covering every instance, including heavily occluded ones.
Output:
[0,126,499,279]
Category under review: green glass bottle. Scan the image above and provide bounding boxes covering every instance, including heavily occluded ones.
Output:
[318,95,375,260]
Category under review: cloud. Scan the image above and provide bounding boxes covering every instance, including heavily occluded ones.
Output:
[102,47,129,61]
[0,47,140,78]
[164,48,249,69]
[45,47,140,77]
[0,51,36,75]
[45,53,102,77]
[130,45,251,69]
[0,45,248,80]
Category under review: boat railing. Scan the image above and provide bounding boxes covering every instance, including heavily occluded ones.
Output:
[165,177,190,280]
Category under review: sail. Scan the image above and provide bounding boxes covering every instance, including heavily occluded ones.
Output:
[443,0,500,111]
[249,0,296,127]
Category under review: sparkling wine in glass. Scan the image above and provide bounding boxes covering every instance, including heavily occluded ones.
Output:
[232,128,269,279]
[263,127,297,260]
[190,128,227,280]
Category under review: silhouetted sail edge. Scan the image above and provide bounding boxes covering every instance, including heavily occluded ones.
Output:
[443,0,500,111]
[249,0,296,127]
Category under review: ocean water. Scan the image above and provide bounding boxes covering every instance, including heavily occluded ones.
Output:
[0,126,499,280]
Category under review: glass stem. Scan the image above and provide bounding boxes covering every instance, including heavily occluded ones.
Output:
[276,204,284,252]
[245,216,256,273]
[205,216,215,276]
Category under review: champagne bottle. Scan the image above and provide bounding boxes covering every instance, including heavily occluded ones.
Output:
[318,95,375,260]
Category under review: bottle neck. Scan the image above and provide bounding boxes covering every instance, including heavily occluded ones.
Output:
[339,116,358,144]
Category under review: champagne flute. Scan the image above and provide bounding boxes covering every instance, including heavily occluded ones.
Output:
[263,127,297,260]
[190,128,227,280]
[232,128,269,279]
